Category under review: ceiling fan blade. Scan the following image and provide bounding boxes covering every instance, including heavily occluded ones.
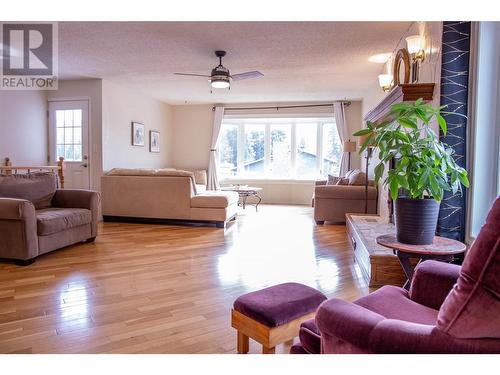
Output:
[231,71,264,81]
[174,73,211,78]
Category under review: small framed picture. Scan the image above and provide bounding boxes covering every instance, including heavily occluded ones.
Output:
[150,130,160,153]
[132,122,145,146]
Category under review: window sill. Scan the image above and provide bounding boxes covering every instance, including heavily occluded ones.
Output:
[221,177,318,185]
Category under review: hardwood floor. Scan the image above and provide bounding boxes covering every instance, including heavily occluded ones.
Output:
[0,205,368,354]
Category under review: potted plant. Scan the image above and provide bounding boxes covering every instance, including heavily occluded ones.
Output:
[353,99,469,245]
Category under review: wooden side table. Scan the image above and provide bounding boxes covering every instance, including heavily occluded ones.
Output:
[376,234,466,290]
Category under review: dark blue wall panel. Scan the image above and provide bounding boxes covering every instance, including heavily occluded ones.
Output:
[437,21,471,242]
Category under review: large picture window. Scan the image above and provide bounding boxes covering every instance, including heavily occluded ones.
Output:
[218,117,340,180]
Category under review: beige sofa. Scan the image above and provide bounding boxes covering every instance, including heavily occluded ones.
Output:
[101,168,238,228]
[313,172,378,224]
[0,172,100,264]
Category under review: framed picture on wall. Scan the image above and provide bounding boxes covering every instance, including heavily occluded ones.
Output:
[132,122,145,146]
[150,130,160,153]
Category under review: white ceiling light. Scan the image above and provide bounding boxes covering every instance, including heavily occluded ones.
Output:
[210,77,230,89]
[368,52,392,63]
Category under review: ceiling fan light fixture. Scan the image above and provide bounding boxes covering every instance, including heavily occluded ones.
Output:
[210,77,230,89]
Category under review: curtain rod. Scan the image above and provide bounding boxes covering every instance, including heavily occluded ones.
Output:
[212,101,351,112]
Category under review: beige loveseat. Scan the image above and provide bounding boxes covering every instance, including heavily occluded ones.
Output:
[101,168,238,228]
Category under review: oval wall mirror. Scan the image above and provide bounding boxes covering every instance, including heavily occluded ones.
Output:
[393,48,411,86]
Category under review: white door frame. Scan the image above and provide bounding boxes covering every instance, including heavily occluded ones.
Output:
[48,98,91,189]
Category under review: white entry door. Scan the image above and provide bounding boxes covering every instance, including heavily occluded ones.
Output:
[48,100,90,189]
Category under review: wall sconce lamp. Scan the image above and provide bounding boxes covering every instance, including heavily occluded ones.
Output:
[406,35,426,82]
[378,74,393,92]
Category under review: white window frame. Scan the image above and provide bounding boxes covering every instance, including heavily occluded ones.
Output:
[218,116,338,181]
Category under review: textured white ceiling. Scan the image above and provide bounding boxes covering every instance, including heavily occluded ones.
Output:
[58,22,410,104]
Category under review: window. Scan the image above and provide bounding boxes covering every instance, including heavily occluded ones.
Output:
[322,122,342,177]
[218,117,340,180]
[270,124,292,178]
[219,124,238,178]
[296,123,318,180]
[244,124,265,177]
[56,109,83,162]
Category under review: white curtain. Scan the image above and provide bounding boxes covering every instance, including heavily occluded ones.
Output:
[333,102,349,177]
[207,106,225,190]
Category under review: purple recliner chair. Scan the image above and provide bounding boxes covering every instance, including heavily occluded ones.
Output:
[291,197,500,354]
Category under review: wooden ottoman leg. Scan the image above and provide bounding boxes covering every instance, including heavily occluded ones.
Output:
[237,331,249,354]
[262,346,275,354]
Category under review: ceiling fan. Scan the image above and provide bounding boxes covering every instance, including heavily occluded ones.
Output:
[174,50,264,90]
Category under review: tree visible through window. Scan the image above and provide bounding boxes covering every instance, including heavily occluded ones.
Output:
[218,117,340,180]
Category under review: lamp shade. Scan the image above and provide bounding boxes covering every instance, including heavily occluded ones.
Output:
[343,140,357,152]
[378,74,393,88]
[406,35,424,54]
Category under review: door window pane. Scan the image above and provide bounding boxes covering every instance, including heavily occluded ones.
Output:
[73,109,82,126]
[270,124,291,178]
[243,124,265,176]
[56,128,64,144]
[57,145,65,159]
[55,109,83,161]
[74,145,82,161]
[56,111,65,127]
[64,127,73,144]
[64,145,74,160]
[219,124,238,179]
[73,127,82,145]
[322,122,342,177]
[296,123,318,179]
[64,110,73,126]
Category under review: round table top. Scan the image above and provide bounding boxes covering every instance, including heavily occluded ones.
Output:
[221,186,263,192]
[376,234,467,255]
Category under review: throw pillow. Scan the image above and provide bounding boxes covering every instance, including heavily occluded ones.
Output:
[348,170,367,186]
[0,172,57,209]
[335,178,350,185]
[192,170,207,186]
[344,169,359,179]
[326,175,340,185]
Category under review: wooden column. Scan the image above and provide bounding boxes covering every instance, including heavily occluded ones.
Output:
[3,157,12,175]
[57,157,65,189]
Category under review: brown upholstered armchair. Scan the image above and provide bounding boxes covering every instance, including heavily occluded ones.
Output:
[0,173,100,265]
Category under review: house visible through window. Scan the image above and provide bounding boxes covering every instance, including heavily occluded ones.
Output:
[218,117,341,180]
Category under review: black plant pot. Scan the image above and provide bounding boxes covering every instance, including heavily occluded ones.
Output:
[395,197,440,245]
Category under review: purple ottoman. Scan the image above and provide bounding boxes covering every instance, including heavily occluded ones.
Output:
[231,282,326,354]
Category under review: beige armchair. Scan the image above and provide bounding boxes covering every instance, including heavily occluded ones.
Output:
[313,180,377,224]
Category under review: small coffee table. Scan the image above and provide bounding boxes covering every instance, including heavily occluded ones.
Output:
[376,234,466,290]
[221,186,263,211]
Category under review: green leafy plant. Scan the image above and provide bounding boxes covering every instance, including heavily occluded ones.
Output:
[353,99,469,202]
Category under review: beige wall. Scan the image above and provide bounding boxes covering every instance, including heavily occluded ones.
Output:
[0,91,47,166]
[171,104,213,170]
[171,100,363,204]
[102,80,173,171]
[361,21,443,218]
